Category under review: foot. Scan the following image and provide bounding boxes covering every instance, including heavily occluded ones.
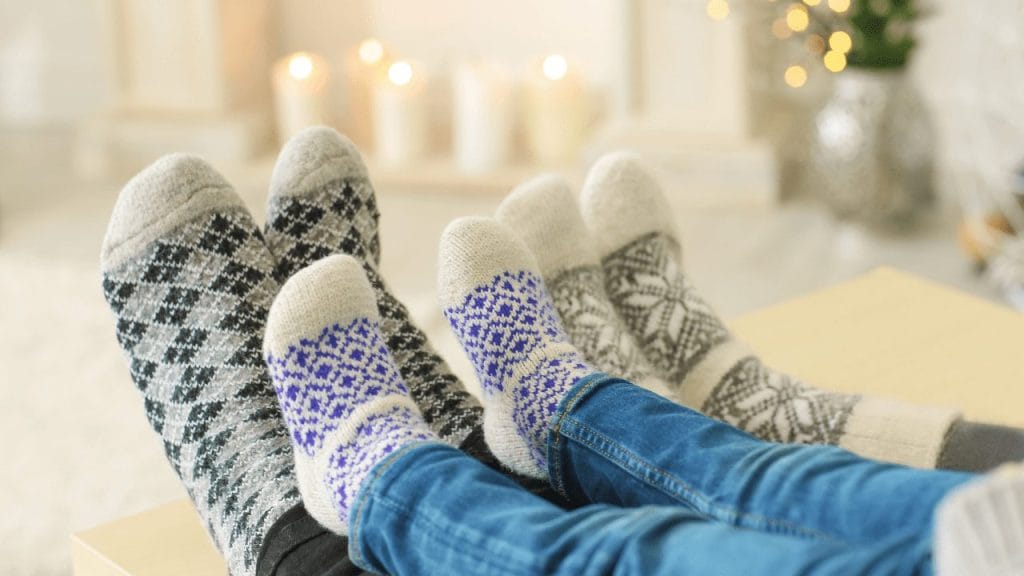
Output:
[264,127,482,446]
[438,217,593,479]
[264,254,437,534]
[100,155,299,576]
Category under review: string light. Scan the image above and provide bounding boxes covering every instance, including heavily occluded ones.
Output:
[707,0,730,20]
[542,55,569,81]
[828,0,851,13]
[785,65,808,88]
[803,0,822,5]
[786,4,810,32]
[358,39,385,64]
[823,50,848,72]
[806,34,826,54]
[772,17,793,39]
[829,30,853,53]
[288,53,315,80]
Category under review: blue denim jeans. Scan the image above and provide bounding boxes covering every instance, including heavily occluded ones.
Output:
[350,374,977,575]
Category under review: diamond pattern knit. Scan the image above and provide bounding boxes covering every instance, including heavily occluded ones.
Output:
[444,270,591,471]
[265,170,482,448]
[102,209,300,576]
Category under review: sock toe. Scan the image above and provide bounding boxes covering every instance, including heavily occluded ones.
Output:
[265,254,378,359]
[495,174,600,278]
[101,154,240,270]
[437,217,541,309]
[579,151,679,260]
[269,126,369,202]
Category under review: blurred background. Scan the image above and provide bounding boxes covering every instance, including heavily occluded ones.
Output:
[1,1,1022,574]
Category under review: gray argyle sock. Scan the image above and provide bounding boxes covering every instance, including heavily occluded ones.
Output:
[496,174,672,397]
[100,155,300,576]
[580,152,960,468]
[263,127,482,446]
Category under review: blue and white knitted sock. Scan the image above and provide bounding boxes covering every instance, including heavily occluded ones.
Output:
[438,217,594,479]
[264,254,437,534]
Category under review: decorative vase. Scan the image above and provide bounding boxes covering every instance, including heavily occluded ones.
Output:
[808,68,935,226]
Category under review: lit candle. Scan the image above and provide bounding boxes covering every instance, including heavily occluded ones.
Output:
[524,55,588,164]
[373,60,427,166]
[272,52,331,143]
[453,62,513,173]
[344,38,392,148]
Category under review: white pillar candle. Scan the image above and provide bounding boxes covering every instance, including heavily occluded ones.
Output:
[373,60,428,166]
[272,52,331,143]
[453,62,513,173]
[524,55,588,165]
[344,38,392,149]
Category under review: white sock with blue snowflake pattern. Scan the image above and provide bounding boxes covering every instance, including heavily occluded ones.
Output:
[438,217,594,480]
[264,254,437,535]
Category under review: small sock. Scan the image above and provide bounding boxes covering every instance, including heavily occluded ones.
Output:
[935,465,1024,576]
[100,155,300,576]
[264,254,437,534]
[580,152,960,468]
[438,217,593,479]
[495,174,673,397]
[264,126,482,446]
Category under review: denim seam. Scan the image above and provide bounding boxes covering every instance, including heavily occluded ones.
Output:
[562,414,837,542]
[369,490,538,575]
[349,441,436,571]
[548,373,609,501]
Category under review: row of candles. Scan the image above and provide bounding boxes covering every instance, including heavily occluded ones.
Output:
[272,39,590,172]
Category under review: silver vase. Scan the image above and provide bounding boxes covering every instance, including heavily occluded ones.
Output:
[808,68,935,226]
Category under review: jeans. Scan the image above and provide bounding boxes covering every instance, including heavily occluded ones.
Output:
[350,374,977,575]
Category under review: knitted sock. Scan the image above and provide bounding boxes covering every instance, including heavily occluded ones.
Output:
[935,466,1024,575]
[100,155,300,576]
[495,175,672,397]
[580,152,961,468]
[438,217,593,479]
[263,126,482,446]
[264,254,437,534]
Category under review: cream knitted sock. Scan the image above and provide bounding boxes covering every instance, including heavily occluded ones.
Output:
[496,174,672,397]
[438,217,593,479]
[264,255,436,534]
[580,152,960,468]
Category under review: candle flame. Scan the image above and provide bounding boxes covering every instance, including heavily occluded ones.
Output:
[388,61,414,86]
[288,53,315,80]
[542,55,568,81]
[358,39,385,64]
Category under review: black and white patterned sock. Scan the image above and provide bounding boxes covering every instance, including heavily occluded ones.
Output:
[263,127,482,446]
[495,174,672,397]
[100,155,300,576]
[579,152,961,468]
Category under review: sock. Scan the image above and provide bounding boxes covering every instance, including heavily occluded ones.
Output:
[263,126,482,446]
[935,466,1024,576]
[495,174,673,397]
[938,420,1024,473]
[264,254,437,534]
[100,155,300,576]
[438,217,593,479]
[579,152,961,468]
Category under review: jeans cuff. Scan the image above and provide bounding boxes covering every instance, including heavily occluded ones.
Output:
[348,440,445,573]
[546,372,625,502]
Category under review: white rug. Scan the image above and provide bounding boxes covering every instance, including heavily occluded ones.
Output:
[0,254,185,576]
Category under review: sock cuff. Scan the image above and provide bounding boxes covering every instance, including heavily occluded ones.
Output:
[838,396,962,468]
[496,174,601,279]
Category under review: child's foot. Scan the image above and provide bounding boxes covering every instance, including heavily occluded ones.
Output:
[264,254,437,533]
[100,155,300,575]
[438,217,594,479]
